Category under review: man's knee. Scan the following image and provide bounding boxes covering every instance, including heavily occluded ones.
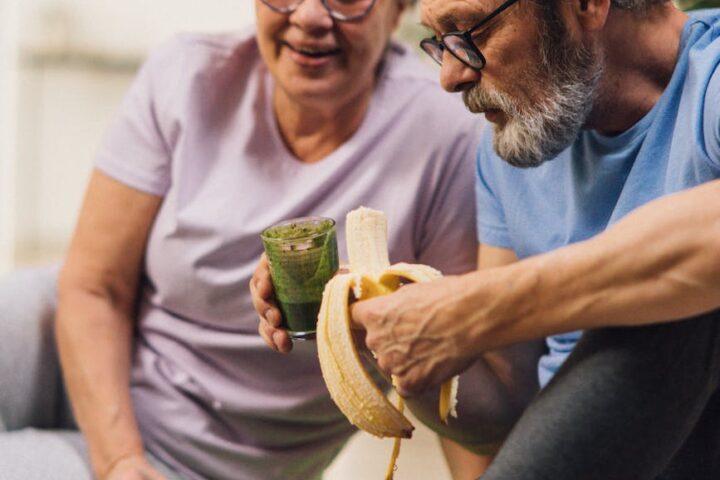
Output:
[563,309,720,390]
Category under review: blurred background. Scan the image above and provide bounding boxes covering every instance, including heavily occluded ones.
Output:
[0,1,715,478]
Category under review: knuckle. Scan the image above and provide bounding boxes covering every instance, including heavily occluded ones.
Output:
[258,279,274,298]
[259,320,272,336]
[266,309,282,327]
[365,334,379,352]
[258,325,276,350]
[399,377,418,395]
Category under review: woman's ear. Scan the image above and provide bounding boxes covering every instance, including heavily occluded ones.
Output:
[390,0,408,31]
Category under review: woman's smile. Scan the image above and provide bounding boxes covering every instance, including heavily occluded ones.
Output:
[282,40,343,69]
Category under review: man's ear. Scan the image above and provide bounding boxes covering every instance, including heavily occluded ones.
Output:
[573,0,611,32]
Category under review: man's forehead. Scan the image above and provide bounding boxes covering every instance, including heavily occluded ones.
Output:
[420,0,498,32]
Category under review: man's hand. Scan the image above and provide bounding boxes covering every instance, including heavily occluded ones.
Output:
[351,275,481,397]
[250,253,293,353]
[103,455,167,480]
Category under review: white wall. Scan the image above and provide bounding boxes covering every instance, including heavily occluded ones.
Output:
[0,0,19,273]
[9,1,258,267]
[19,0,256,55]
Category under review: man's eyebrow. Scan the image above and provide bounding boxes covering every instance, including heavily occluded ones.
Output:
[422,9,489,33]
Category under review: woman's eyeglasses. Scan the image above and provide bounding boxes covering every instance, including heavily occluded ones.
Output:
[259,0,376,22]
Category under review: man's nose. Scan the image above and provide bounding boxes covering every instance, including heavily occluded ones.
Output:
[289,0,334,31]
[439,50,481,93]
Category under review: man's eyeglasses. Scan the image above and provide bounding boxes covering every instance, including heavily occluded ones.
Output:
[259,0,376,22]
[420,0,520,70]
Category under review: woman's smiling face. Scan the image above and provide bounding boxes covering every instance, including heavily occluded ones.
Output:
[255,0,404,108]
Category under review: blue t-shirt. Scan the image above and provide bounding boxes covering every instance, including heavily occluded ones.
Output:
[475,10,720,387]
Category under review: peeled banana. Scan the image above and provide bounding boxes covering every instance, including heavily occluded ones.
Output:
[316,207,459,477]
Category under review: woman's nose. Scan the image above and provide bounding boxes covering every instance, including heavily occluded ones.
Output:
[439,50,481,93]
[289,0,334,32]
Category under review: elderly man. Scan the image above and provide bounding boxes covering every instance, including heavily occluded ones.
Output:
[351,0,720,478]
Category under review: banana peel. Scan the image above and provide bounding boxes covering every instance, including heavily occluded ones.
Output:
[316,207,459,478]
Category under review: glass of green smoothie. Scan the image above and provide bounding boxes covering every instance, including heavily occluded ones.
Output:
[261,216,339,340]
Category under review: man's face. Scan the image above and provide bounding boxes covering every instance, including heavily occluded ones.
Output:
[422,0,604,167]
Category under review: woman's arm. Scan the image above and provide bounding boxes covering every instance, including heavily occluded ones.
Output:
[440,437,493,480]
[56,170,163,479]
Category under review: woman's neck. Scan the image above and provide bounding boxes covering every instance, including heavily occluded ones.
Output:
[273,85,375,163]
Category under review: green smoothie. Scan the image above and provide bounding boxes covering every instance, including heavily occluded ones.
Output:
[261,217,339,339]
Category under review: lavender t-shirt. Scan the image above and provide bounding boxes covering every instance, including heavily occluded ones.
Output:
[95,30,482,480]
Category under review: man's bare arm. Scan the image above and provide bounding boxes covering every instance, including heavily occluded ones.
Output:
[353,179,720,394]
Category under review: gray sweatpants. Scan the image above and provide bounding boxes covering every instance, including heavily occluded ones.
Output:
[482,310,720,480]
[0,267,181,480]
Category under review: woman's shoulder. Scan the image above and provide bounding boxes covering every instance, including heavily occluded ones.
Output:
[169,28,259,57]
[376,40,484,139]
[380,40,472,114]
[141,28,263,81]
[379,39,440,90]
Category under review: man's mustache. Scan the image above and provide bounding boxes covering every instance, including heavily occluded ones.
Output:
[462,85,515,116]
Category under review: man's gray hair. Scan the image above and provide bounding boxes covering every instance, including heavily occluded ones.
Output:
[535,0,671,19]
[611,0,670,11]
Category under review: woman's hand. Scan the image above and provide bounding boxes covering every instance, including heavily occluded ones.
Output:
[103,455,167,480]
[250,254,293,353]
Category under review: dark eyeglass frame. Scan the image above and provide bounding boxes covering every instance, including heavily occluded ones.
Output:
[258,0,377,22]
[420,0,521,70]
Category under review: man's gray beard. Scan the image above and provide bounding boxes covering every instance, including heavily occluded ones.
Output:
[463,34,604,168]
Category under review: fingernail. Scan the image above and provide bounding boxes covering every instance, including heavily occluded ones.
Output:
[265,309,276,325]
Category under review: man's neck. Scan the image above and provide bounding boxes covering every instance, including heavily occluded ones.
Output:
[586,4,688,136]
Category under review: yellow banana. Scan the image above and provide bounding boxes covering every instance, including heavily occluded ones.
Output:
[316,207,459,477]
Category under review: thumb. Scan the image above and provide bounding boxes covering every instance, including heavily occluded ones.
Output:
[348,301,366,330]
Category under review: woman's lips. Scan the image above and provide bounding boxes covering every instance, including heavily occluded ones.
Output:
[284,42,341,69]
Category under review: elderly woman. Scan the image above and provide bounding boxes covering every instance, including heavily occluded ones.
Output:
[0,0,541,479]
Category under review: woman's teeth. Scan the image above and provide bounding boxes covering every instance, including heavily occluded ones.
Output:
[293,46,340,57]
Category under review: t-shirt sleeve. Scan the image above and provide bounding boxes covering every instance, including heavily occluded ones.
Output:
[475,131,511,249]
[94,39,178,196]
[705,60,720,166]
[415,122,481,275]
